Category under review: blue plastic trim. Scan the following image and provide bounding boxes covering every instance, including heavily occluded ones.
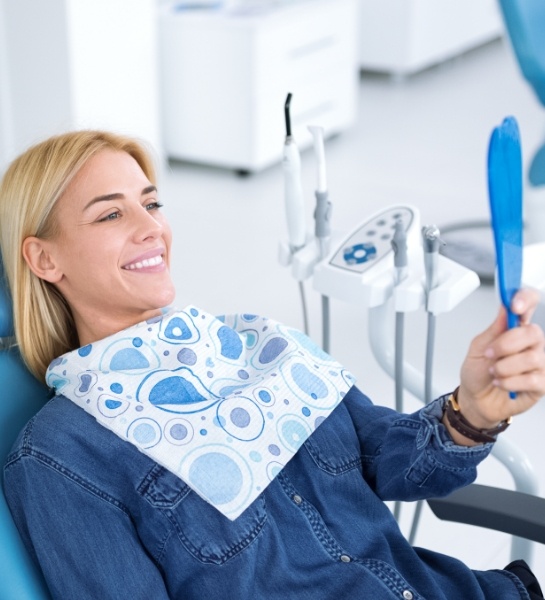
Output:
[0,257,14,338]
[0,348,52,599]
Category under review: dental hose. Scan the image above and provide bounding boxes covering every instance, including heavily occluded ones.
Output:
[321,294,330,353]
[424,312,437,406]
[299,281,310,337]
[421,225,442,408]
[407,310,436,542]
[391,220,408,521]
[408,225,442,545]
[391,220,409,413]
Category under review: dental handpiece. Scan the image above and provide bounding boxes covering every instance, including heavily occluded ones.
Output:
[422,225,442,302]
[391,220,408,284]
[283,93,306,251]
[308,125,332,259]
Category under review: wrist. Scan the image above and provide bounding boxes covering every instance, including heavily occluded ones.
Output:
[455,386,502,430]
[444,387,511,445]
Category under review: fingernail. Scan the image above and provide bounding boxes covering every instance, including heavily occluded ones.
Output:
[513,299,524,312]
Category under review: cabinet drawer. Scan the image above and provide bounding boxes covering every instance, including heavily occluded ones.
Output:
[253,0,358,93]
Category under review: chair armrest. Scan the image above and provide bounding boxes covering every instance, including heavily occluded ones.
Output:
[427,483,545,544]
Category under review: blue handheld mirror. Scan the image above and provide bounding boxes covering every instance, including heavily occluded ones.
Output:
[487,116,523,398]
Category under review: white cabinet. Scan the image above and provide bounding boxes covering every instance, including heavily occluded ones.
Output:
[359,0,503,77]
[159,0,359,172]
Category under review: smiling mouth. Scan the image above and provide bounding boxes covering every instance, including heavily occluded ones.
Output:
[123,255,164,270]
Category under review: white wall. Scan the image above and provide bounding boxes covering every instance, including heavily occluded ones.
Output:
[2,0,72,166]
[0,0,162,171]
[0,0,13,171]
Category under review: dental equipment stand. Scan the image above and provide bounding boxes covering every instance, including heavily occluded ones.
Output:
[281,202,538,564]
[277,98,538,560]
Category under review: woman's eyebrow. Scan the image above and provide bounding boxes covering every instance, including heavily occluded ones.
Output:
[83,192,124,211]
[83,185,157,212]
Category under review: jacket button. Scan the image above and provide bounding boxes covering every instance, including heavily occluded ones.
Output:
[340,555,351,563]
[402,591,414,600]
[293,494,302,505]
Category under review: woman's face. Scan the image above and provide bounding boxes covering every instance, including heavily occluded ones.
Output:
[41,149,175,344]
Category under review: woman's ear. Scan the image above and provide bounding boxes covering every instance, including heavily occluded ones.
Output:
[22,236,63,283]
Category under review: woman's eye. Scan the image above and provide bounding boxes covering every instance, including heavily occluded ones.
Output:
[98,211,121,222]
[145,201,164,211]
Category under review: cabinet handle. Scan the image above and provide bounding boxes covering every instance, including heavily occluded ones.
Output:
[289,36,337,60]
[291,101,336,127]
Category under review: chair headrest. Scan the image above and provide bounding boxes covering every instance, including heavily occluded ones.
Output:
[0,255,14,338]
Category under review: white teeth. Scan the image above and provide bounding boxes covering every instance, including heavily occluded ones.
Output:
[125,255,163,270]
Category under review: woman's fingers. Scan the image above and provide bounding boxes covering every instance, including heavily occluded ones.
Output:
[494,372,545,398]
[486,322,545,361]
[458,288,545,427]
[491,341,545,377]
[511,287,541,325]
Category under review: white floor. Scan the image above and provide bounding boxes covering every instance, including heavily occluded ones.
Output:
[160,37,545,583]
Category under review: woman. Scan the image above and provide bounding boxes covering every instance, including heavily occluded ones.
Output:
[1,130,544,599]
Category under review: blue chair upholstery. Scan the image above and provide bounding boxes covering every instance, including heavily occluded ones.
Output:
[0,258,51,599]
[497,0,545,185]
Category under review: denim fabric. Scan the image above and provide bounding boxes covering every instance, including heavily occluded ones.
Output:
[505,561,544,598]
[4,387,528,600]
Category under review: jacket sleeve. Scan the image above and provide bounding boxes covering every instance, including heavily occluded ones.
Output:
[4,453,172,600]
[342,386,494,502]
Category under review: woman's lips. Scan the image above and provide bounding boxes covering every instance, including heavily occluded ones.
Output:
[123,255,164,270]
[122,249,166,271]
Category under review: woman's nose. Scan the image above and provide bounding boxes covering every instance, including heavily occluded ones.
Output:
[132,206,164,242]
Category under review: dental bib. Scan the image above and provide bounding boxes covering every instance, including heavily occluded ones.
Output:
[46,306,355,520]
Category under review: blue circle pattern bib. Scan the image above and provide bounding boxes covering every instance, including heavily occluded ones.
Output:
[46,306,355,520]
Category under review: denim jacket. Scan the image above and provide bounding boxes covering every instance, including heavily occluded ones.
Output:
[4,387,530,600]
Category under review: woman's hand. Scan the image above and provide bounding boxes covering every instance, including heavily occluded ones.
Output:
[445,288,545,446]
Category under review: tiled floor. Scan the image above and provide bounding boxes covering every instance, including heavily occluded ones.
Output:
[160,36,545,583]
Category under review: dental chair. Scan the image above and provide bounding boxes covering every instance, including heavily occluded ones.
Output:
[0,258,51,599]
[497,0,545,186]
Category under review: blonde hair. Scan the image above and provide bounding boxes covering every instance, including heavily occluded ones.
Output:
[0,130,157,382]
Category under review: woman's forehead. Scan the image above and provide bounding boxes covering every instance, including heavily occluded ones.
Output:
[60,150,150,211]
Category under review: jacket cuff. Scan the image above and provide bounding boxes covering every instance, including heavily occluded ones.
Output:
[417,395,494,465]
